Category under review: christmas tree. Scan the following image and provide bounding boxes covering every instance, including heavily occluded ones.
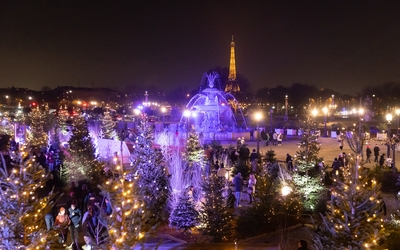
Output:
[0,145,55,249]
[293,115,325,212]
[56,106,69,135]
[264,149,277,163]
[100,111,119,140]
[295,116,323,168]
[64,115,103,184]
[231,160,250,180]
[27,107,48,151]
[236,168,302,239]
[199,173,233,242]
[0,117,15,137]
[184,132,206,188]
[314,156,388,249]
[42,104,56,134]
[185,132,206,169]
[98,154,157,249]
[170,190,199,231]
[130,117,170,221]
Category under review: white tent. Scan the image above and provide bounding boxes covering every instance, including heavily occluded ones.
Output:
[97,138,131,164]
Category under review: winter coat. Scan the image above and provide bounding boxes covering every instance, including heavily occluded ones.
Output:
[68,207,82,227]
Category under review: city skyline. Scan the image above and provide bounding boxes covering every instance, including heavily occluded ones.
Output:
[1,1,400,94]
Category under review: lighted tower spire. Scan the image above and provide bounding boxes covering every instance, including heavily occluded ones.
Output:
[228,36,236,81]
[225,36,240,93]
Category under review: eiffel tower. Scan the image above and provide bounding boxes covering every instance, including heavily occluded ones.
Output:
[224,36,240,93]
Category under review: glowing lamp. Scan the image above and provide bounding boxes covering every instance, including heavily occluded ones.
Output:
[281,186,292,196]
[254,112,262,122]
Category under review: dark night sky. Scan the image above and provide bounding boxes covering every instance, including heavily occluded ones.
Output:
[1,1,400,94]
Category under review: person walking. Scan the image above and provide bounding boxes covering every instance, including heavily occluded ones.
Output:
[366,146,372,163]
[247,173,257,204]
[273,132,278,146]
[232,172,243,207]
[374,144,380,162]
[250,149,258,162]
[68,202,82,247]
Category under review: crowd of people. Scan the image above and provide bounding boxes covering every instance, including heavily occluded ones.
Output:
[45,182,112,249]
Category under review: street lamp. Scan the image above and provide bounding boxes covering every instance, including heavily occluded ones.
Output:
[183,109,192,138]
[386,113,393,158]
[284,95,288,121]
[396,109,400,135]
[161,106,166,129]
[311,108,318,118]
[322,107,328,137]
[254,112,262,154]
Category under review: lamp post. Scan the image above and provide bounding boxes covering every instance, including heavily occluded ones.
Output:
[330,94,335,121]
[284,95,288,121]
[396,109,400,135]
[254,112,262,154]
[358,108,364,160]
[161,106,166,130]
[386,113,393,158]
[322,107,328,137]
[183,109,191,138]
[270,108,273,132]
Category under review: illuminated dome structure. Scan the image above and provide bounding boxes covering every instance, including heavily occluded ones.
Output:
[181,72,246,132]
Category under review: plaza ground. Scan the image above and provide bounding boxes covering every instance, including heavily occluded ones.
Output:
[140,135,400,250]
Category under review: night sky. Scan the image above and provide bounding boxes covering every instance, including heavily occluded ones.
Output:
[1,1,400,94]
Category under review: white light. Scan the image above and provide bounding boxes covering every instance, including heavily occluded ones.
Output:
[183,110,191,118]
[254,112,262,121]
[281,186,292,196]
[386,113,393,122]
[311,109,318,117]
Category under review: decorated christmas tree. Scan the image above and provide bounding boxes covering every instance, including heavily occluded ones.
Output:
[42,104,56,134]
[27,107,48,151]
[293,115,325,212]
[236,168,302,239]
[100,111,118,140]
[185,132,206,168]
[0,144,55,249]
[184,132,206,188]
[170,190,199,231]
[314,156,388,249]
[231,160,250,180]
[199,173,233,242]
[97,154,157,249]
[295,116,322,168]
[130,117,170,221]
[56,106,69,135]
[0,117,15,137]
[64,115,102,184]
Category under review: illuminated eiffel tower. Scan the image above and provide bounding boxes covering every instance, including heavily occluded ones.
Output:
[224,36,240,93]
